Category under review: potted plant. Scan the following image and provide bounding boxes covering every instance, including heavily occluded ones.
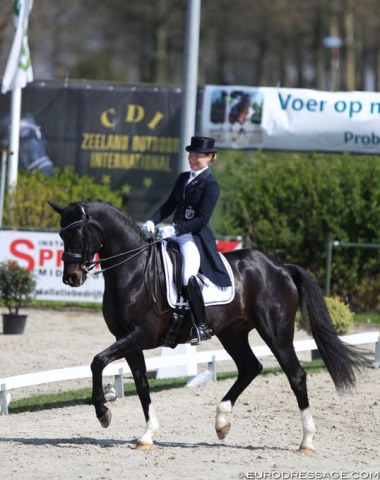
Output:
[0,262,36,334]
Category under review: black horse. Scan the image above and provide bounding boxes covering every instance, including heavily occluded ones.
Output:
[49,199,364,451]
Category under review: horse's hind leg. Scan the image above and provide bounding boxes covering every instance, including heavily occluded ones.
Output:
[215,331,263,440]
[281,349,316,452]
[262,336,316,452]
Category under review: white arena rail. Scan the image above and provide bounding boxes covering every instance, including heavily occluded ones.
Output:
[1,331,379,416]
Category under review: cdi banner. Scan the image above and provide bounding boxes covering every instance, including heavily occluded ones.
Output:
[201,85,380,154]
[0,81,182,220]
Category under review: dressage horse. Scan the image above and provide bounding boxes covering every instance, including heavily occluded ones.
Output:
[49,199,364,451]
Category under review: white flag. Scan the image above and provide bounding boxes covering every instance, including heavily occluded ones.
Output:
[1,0,34,94]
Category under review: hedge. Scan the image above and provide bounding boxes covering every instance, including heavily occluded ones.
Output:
[216,150,380,310]
[2,168,123,229]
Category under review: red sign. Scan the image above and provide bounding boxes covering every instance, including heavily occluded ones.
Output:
[216,240,242,253]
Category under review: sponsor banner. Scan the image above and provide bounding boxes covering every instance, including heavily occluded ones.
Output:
[0,230,104,303]
[201,85,380,154]
[0,230,241,303]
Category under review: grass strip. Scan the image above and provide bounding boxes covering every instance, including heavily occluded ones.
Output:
[354,313,380,325]
[8,360,326,415]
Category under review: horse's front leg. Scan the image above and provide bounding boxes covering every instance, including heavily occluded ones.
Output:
[126,351,159,450]
[91,328,146,430]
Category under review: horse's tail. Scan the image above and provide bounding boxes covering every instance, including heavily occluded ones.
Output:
[286,263,366,393]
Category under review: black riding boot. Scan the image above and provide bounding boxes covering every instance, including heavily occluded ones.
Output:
[187,275,212,345]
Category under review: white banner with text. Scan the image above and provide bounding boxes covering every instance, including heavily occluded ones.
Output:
[0,230,104,302]
[0,230,242,303]
[201,85,380,153]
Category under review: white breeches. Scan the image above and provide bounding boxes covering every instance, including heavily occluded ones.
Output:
[169,232,200,286]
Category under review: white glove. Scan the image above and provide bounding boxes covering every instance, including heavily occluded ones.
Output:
[140,220,155,235]
[157,225,177,239]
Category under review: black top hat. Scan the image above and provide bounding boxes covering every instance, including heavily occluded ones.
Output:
[185,136,217,153]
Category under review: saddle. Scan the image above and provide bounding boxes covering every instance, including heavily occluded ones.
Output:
[161,240,235,309]
[160,240,235,348]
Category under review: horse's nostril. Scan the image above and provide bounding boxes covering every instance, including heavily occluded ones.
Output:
[63,273,79,286]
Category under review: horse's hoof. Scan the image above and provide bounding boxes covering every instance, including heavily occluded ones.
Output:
[135,441,153,451]
[99,409,112,428]
[299,446,315,454]
[216,422,231,440]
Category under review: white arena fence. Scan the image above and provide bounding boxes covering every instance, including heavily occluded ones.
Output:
[1,331,379,416]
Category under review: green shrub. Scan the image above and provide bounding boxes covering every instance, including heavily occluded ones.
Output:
[297,296,354,335]
[324,297,354,334]
[3,168,124,229]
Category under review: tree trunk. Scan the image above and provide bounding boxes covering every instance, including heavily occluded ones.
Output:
[344,0,356,90]
[152,0,169,84]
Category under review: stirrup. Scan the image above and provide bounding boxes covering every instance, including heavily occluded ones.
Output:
[189,324,211,346]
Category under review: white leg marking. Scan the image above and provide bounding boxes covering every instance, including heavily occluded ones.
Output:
[137,405,159,448]
[215,400,232,439]
[299,407,316,452]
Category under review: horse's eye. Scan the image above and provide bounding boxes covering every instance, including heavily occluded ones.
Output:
[71,229,83,241]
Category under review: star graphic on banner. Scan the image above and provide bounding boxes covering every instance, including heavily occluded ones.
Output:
[121,183,132,195]
[143,177,153,189]
[101,175,111,185]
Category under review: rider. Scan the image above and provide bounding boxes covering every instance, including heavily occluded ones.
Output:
[141,136,231,345]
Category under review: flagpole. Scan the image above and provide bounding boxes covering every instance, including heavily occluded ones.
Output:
[8,87,22,189]
[0,149,7,227]
[178,0,201,174]
[1,0,34,190]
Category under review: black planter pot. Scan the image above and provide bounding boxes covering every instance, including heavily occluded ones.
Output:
[2,313,27,334]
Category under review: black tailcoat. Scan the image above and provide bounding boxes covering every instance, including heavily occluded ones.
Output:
[149,169,231,287]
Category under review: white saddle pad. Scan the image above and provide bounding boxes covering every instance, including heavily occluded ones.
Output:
[161,240,235,309]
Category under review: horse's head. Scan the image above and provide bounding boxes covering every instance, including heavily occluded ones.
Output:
[229,94,252,125]
[48,201,103,287]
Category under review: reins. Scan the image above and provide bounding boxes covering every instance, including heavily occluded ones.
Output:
[84,238,162,276]
[87,235,170,314]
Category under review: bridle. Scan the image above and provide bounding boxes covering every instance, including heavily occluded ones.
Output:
[60,203,161,276]
[60,202,170,313]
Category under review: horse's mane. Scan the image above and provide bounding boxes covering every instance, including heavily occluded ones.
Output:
[82,199,145,239]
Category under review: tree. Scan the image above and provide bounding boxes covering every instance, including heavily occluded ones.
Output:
[2,1,380,90]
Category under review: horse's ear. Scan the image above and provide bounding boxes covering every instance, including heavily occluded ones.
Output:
[47,200,64,215]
